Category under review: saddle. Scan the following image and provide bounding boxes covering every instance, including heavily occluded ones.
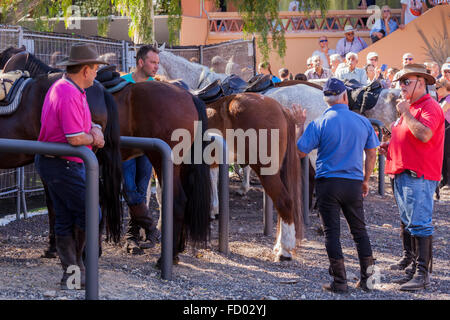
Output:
[245,74,274,93]
[192,79,223,104]
[0,70,30,102]
[345,79,384,114]
[95,65,130,93]
[0,70,32,115]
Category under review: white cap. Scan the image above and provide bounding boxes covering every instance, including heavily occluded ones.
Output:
[344,25,355,33]
[442,63,450,71]
[367,52,378,60]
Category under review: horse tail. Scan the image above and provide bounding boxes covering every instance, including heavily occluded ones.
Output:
[280,108,303,240]
[96,90,123,243]
[181,95,212,248]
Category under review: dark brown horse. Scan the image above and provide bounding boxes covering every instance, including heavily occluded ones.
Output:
[206,93,303,261]
[1,49,212,264]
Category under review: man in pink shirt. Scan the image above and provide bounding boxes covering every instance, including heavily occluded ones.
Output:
[35,43,106,290]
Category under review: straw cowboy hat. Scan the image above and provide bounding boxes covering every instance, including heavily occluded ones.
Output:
[57,43,108,67]
[394,63,436,85]
[344,25,356,33]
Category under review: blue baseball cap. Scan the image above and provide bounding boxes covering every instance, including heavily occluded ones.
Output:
[323,78,346,96]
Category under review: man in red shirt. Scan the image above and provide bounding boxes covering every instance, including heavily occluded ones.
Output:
[379,64,444,291]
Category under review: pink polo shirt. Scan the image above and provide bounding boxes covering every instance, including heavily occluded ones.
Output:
[38,75,92,163]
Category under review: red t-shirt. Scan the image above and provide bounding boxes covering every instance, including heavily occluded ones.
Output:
[38,76,92,163]
[385,94,445,181]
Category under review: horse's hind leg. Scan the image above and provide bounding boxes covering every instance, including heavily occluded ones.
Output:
[236,166,251,196]
[256,171,296,262]
[41,183,57,258]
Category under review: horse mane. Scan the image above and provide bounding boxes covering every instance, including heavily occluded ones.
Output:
[275,80,323,91]
[24,53,61,77]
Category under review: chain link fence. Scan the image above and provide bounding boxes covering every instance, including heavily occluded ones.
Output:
[0,25,255,218]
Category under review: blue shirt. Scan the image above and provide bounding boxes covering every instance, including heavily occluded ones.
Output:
[370,18,398,37]
[297,104,380,180]
[121,73,154,83]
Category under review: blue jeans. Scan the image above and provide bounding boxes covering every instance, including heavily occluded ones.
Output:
[35,155,89,236]
[122,155,152,206]
[393,172,438,237]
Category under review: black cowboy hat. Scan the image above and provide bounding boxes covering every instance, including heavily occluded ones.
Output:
[56,43,108,67]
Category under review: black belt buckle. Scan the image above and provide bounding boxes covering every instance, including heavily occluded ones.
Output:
[404,169,418,178]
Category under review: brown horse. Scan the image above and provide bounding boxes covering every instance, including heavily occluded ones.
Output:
[1,49,212,264]
[206,93,303,261]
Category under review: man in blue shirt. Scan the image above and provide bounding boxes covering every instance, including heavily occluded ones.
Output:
[293,78,379,293]
[121,45,160,254]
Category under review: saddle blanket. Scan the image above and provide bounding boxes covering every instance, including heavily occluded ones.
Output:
[0,70,30,101]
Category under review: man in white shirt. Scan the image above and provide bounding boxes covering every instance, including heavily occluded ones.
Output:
[336,25,368,59]
[335,52,368,85]
[312,36,336,69]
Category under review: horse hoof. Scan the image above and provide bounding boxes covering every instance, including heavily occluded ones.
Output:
[41,249,57,259]
[155,256,180,269]
[275,255,292,262]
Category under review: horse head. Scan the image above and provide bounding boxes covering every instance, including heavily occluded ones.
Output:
[158,49,227,89]
[0,45,26,69]
[364,88,401,130]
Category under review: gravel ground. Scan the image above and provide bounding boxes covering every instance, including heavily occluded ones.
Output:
[0,174,449,300]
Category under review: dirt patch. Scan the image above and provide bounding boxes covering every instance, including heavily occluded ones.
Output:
[0,174,449,300]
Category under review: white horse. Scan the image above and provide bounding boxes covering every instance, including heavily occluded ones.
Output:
[156,49,401,258]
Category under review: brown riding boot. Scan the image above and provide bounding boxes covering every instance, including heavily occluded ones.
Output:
[390,223,414,270]
[400,236,432,291]
[322,258,349,294]
[125,218,144,255]
[55,235,77,290]
[356,256,375,291]
[73,226,86,289]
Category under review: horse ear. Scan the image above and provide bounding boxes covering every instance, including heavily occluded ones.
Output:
[159,43,166,51]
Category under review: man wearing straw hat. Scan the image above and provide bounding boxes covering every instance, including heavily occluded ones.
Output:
[35,43,107,290]
[379,64,445,291]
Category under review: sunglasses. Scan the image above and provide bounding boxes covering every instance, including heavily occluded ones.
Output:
[346,33,354,36]
[383,10,391,12]
[435,85,443,90]
[319,39,328,43]
[404,57,414,61]
[444,70,450,73]
[399,79,419,86]
[369,58,378,61]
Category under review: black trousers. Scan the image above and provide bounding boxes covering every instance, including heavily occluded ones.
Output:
[315,177,373,260]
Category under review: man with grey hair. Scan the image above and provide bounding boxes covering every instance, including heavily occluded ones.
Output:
[292,78,379,294]
[305,55,332,80]
[335,52,368,85]
[330,53,343,75]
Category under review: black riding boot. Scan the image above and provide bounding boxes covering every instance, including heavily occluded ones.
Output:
[55,235,77,290]
[356,256,375,291]
[74,226,86,289]
[393,235,417,285]
[390,222,414,270]
[125,202,160,253]
[322,258,349,294]
[400,236,432,291]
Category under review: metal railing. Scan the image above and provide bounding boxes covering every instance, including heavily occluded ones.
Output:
[0,138,100,300]
[207,9,402,33]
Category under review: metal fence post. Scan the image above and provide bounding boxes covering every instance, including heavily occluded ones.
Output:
[301,155,310,226]
[207,134,229,255]
[0,138,99,300]
[119,136,173,280]
[199,45,204,65]
[122,40,128,73]
[369,119,385,196]
[263,192,273,236]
